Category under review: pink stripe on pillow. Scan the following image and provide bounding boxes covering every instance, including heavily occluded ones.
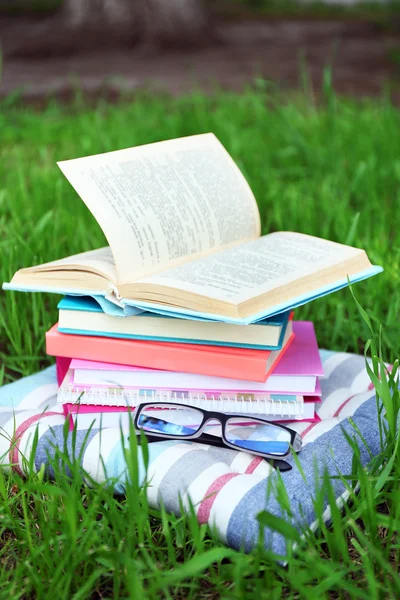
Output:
[9,412,60,475]
[198,473,239,524]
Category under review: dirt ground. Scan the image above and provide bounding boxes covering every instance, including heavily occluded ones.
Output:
[1,14,400,101]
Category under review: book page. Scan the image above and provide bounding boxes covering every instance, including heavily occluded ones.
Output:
[138,232,365,303]
[58,134,261,285]
[25,247,117,284]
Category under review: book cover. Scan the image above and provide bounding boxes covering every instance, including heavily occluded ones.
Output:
[57,295,291,350]
[56,356,71,386]
[272,321,323,377]
[46,324,294,383]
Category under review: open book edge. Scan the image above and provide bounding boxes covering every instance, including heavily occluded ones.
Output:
[3,230,379,319]
[122,264,383,324]
[3,264,382,324]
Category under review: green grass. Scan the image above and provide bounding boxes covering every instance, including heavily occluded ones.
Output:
[215,0,400,21]
[0,86,399,598]
[0,0,62,13]
[3,0,400,20]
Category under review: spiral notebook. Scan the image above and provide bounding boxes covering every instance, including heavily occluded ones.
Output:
[64,400,319,430]
[57,369,317,420]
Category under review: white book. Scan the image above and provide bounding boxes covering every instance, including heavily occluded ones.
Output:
[58,369,317,419]
[71,365,317,394]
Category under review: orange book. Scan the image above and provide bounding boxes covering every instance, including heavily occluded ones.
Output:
[46,324,294,383]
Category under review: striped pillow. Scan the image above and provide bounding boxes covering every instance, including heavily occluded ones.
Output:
[0,350,380,555]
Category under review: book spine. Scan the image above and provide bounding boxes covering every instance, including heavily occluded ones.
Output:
[57,387,304,418]
[46,329,267,381]
[56,356,72,386]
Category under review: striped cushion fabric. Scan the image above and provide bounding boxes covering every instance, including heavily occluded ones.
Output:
[0,350,380,556]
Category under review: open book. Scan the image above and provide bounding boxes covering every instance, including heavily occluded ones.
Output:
[4,133,382,324]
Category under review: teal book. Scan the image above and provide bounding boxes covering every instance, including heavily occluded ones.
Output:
[3,134,383,324]
[57,296,292,350]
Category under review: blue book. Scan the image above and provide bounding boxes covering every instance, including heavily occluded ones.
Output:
[57,296,292,350]
[2,135,383,324]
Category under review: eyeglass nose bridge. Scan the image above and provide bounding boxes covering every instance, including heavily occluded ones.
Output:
[200,415,225,432]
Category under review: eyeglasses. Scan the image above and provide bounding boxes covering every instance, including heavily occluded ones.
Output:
[132,402,302,462]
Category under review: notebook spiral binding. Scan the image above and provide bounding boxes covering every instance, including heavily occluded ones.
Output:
[58,386,305,419]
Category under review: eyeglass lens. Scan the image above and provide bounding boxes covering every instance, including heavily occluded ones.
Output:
[225,417,292,456]
[137,404,203,436]
[137,405,293,457]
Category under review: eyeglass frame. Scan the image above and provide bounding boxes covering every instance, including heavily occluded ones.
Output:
[133,401,303,460]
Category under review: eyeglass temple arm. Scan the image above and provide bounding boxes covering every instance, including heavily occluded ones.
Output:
[292,433,302,453]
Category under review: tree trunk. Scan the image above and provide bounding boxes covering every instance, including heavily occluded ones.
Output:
[3,0,211,58]
[138,0,209,47]
[64,0,209,47]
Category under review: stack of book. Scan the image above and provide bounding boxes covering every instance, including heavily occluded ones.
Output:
[3,134,381,432]
[45,300,323,428]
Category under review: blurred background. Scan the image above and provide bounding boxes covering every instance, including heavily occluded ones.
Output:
[1,7,400,597]
[1,0,400,101]
[2,1,400,377]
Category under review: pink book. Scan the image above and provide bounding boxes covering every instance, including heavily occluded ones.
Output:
[70,322,321,375]
[271,321,323,377]
[68,322,322,395]
[68,367,322,396]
